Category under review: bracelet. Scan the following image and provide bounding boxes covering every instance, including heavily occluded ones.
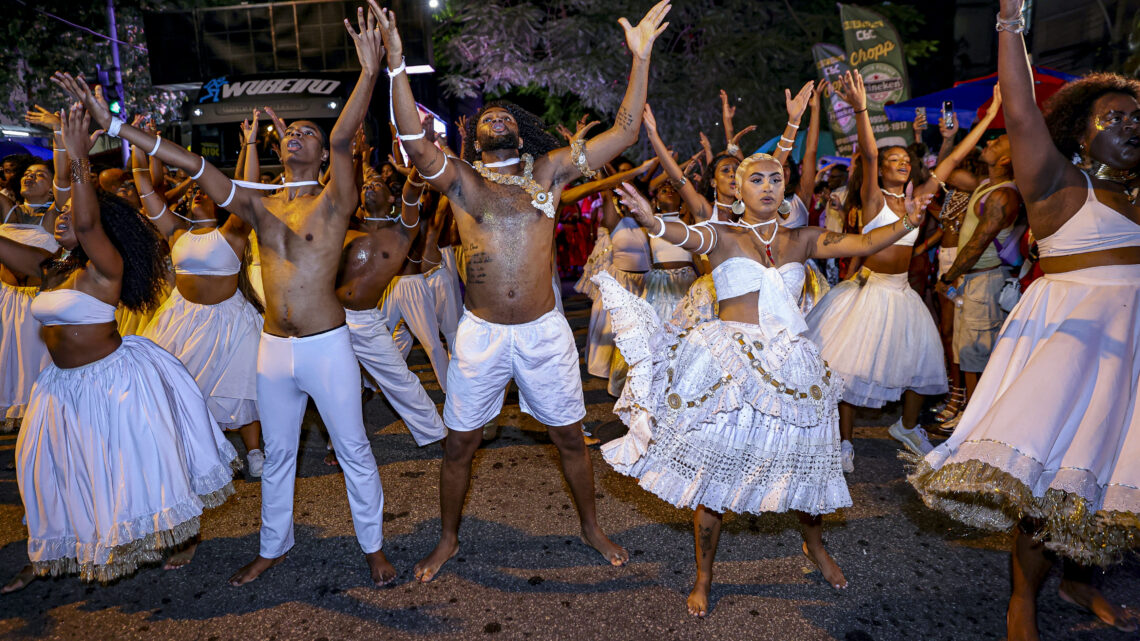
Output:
[570,138,597,179]
[995,12,1027,33]
[786,121,800,130]
[53,130,62,135]
[670,176,688,188]
[402,194,421,207]
[53,180,71,192]
[131,168,148,174]
[397,130,425,141]
[70,158,90,184]
[408,178,426,187]
[190,157,206,180]
[399,211,420,228]
[387,57,407,78]
[726,143,740,156]
[779,135,794,144]
[901,215,916,232]
[148,204,167,221]
[776,143,793,152]
[107,117,124,138]
[648,216,667,238]
[53,148,67,152]
[674,223,691,247]
[138,189,155,198]
[853,107,868,114]
[245,140,258,146]
[219,181,237,208]
[420,154,448,181]
[147,136,162,156]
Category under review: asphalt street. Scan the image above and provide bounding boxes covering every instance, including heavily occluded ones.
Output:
[0,287,1136,641]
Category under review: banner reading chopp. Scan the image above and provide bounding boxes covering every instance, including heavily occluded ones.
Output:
[812,43,856,155]
[839,4,912,149]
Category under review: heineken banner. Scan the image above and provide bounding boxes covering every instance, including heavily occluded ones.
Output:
[812,43,857,155]
[838,4,913,150]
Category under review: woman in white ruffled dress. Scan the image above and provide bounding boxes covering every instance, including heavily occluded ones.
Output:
[593,151,930,617]
[910,1,1140,637]
[0,103,238,592]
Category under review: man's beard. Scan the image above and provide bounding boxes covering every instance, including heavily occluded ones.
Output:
[479,131,520,152]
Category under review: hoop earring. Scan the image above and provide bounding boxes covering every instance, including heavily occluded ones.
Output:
[777,200,791,215]
[731,199,746,216]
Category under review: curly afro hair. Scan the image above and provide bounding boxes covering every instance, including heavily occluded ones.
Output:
[1043,72,1140,160]
[463,100,560,164]
[45,192,170,314]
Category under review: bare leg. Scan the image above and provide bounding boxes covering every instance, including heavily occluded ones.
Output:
[366,549,397,586]
[413,429,482,582]
[688,505,722,617]
[798,512,847,588]
[963,371,980,405]
[239,420,261,453]
[1009,523,1053,641]
[1,565,36,594]
[547,422,628,566]
[838,402,856,443]
[901,390,924,431]
[228,554,287,586]
[163,534,200,570]
[1058,560,1138,632]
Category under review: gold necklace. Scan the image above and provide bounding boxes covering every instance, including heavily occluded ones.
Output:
[473,154,556,219]
[1088,161,1139,205]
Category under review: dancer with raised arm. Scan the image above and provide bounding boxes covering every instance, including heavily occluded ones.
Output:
[53,5,396,587]
[910,1,1140,638]
[592,152,932,616]
[374,0,671,581]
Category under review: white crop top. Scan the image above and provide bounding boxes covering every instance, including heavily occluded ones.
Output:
[711,257,807,339]
[171,229,241,276]
[31,289,117,326]
[861,201,918,246]
[1036,172,1140,258]
[610,216,651,272]
[649,213,694,264]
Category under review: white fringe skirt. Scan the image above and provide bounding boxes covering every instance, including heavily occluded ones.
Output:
[593,272,850,516]
[0,282,51,429]
[15,335,239,582]
[910,264,1140,566]
[643,265,698,323]
[143,289,262,429]
[805,270,947,407]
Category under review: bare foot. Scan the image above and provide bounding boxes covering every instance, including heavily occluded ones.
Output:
[324,451,339,466]
[366,549,397,586]
[583,434,601,447]
[686,578,711,617]
[1007,593,1040,641]
[581,526,628,567]
[413,538,459,583]
[163,540,199,570]
[1,565,36,594]
[802,542,847,589]
[1059,579,1139,632]
[228,555,286,586]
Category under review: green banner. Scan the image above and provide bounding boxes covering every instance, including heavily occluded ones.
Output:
[839,4,912,150]
[812,43,857,155]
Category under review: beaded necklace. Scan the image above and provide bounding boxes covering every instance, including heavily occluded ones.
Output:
[473,154,556,219]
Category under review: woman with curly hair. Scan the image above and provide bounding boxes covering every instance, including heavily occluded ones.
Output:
[0,104,238,593]
[909,1,1140,638]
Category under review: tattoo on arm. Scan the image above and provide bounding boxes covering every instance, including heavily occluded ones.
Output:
[615,106,635,132]
[821,231,844,246]
[466,250,492,285]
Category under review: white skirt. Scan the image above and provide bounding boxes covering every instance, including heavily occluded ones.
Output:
[805,271,947,407]
[586,267,645,380]
[574,228,612,300]
[143,289,262,429]
[594,273,850,516]
[669,272,718,330]
[910,264,1140,566]
[643,265,698,322]
[16,336,239,582]
[0,282,50,428]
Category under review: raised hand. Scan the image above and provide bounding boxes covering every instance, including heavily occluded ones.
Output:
[455,115,468,141]
[131,113,159,135]
[719,89,736,120]
[985,82,1003,118]
[369,0,404,67]
[938,114,959,139]
[903,182,932,228]
[730,124,757,147]
[836,70,867,112]
[25,104,62,130]
[59,102,102,158]
[555,123,574,143]
[387,153,413,177]
[642,104,658,135]
[262,106,287,139]
[615,182,656,227]
[699,131,712,157]
[345,4,384,76]
[811,79,827,110]
[618,0,671,60]
[422,113,437,144]
[51,72,112,128]
[574,116,600,140]
[239,108,260,144]
[784,80,815,124]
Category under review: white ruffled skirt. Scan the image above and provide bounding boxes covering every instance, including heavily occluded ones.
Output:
[805,271,947,407]
[586,267,645,383]
[669,272,718,330]
[593,272,850,516]
[910,264,1140,566]
[574,228,611,300]
[643,265,698,322]
[143,289,262,429]
[15,336,239,582]
[0,282,50,429]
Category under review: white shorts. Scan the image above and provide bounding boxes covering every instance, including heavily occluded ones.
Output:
[443,307,586,431]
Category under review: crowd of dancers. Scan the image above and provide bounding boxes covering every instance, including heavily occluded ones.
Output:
[0,1,1136,639]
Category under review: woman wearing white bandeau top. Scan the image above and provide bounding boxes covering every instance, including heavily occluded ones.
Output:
[805,72,1001,473]
[911,5,1140,637]
[641,180,697,321]
[131,139,266,478]
[0,104,238,593]
[591,152,931,616]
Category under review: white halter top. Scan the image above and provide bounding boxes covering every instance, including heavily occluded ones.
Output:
[171,228,241,276]
[862,200,918,246]
[31,289,117,326]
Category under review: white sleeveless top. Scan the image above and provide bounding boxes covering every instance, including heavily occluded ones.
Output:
[31,289,117,326]
[1037,172,1140,258]
[610,216,651,272]
[712,257,807,339]
[171,228,241,276]
[862,200,918,246]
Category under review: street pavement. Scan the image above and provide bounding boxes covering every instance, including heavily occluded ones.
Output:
[0,287,1136,641]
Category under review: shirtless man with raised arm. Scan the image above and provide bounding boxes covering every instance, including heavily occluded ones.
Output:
[372,0,671,581]
[53,6,396,587]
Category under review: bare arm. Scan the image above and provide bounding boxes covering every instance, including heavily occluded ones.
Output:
[614,182,716,254]
[940,188,1019,282]
[400,169,427,228]
[929,84,1002,191]
[0,236,51,279]
[643,104,713,220]
[836,70,884,223]
[806,187,931,259]
[560,157,657,204]
[796,80,824,205]
[60,103,122,284]
[773,82,814,167]
[130,141,180,238]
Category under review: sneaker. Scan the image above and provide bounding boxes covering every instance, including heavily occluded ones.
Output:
[841,440,855,473]
[246,449,265,478]
[887,419,934,456]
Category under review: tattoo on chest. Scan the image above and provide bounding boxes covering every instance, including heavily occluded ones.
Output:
[615,106,635,131]
[466,251,492,284]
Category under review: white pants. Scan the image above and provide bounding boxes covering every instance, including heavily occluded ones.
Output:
[345,307,446,446]
[443,307,586,431]
[381,274,450,393]
[256,327,383,557]
[425,264,461,355]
